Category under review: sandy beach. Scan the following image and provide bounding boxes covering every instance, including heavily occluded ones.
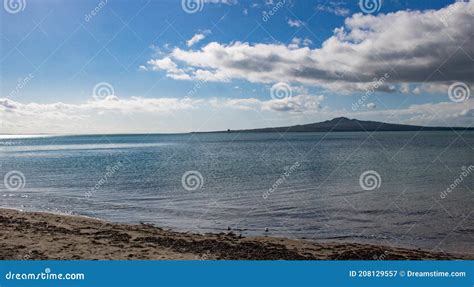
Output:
[1,208,470,260]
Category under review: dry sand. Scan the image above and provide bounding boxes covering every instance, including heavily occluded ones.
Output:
[1,208,470,260]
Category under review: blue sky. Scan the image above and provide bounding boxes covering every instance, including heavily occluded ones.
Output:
[1,0,473,134]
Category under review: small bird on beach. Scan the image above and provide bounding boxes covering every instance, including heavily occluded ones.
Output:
[265,227,269,232]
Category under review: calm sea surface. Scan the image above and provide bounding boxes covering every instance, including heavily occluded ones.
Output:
[1,131,473,253]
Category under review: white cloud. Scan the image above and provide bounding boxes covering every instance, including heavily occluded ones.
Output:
[0,94,324,134]
[147,57,191,80]
[215,94,325,113]
[147,57,179,73]
[316,1,350,16]
[186,33,206,47]
[205,0,238,4]
[288,18,304,27]
[358,99,474,127]
[0,96,205,133]
[145,1,474,93]
[2,96,472,134]
[84,95,203,113]
[0,96,203,115]
[288,37,313,49]
[400,83,410,94]
[366,102,376,109]
[264,95,324,112]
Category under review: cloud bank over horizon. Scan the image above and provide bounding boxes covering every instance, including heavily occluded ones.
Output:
[1,95,472,134]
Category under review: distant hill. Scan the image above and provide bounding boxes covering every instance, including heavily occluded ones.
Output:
[225,117,473,133]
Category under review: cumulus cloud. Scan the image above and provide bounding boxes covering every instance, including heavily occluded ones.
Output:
[366,102,376,109]
[205,0,238,4]
[147,57,178,73]
[2,96,472,134]
[400,83,410,94]
[288,18,304,27]
[84,96,203,113]
[215,94,325,113]
[0,96,203,116]
[264,95,324,112]
[0,94,324,119]
[186,33,207,47]
[316,1,350,17]
[361,99,474,127]
[146,57,191,80]
[288,37,313,49]
[145,1,474,93]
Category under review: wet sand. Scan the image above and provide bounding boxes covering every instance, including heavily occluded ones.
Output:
[0,208,470,260]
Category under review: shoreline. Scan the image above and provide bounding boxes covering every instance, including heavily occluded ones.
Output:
[1,208,471,260]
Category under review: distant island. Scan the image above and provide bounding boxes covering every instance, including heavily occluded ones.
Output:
[220,117,474,133]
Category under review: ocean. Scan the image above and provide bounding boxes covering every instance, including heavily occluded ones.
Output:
[1,131,473,254]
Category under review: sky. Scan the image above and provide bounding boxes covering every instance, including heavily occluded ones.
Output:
[0,0,473,134]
